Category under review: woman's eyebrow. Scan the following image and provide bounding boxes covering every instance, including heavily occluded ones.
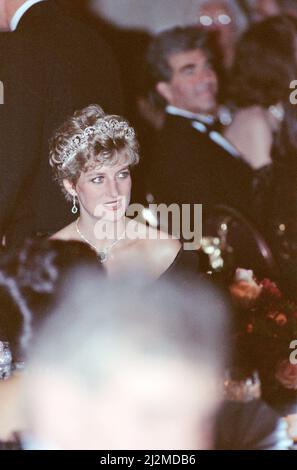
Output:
[86,165,129,176]
[117,165,130,172]
[86,168,105,176]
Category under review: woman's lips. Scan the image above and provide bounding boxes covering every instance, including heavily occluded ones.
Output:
[103,200,122,211]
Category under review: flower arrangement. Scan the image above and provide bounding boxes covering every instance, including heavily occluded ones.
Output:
[229,268,297,391]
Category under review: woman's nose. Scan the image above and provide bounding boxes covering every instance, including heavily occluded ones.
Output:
[105,178,119,199]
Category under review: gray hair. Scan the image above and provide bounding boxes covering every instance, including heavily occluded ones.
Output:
[27,268,229,388]
[147,26,216,84]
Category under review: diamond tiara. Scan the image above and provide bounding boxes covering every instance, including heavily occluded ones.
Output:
[61,118,136,167]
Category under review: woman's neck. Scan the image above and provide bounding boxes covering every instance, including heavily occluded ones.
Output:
[76,214,127,251]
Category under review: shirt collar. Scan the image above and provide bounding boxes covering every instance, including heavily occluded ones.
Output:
[166,105,215,125]
[10,0,45,31]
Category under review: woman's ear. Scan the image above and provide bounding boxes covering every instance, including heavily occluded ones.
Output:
[63,179,76,197]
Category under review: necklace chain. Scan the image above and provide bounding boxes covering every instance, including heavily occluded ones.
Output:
[75,218,126,263]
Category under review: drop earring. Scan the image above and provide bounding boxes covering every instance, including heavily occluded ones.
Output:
[71,194,78,214]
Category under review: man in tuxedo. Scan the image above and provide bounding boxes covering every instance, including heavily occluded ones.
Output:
[146,26,254,220]
[0,0,123,246]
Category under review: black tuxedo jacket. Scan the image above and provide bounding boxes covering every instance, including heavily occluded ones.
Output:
[149,113,255,220]
[0,0,123,245]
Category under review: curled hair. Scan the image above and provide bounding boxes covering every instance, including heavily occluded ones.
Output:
[147,26,218,83]
[49,104,140,201]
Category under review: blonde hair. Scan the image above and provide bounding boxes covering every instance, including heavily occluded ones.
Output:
[49,104,139,200]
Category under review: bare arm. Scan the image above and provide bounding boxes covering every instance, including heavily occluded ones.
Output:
[224,107,273,169]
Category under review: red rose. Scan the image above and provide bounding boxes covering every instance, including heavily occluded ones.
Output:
[230,280,262,308]
[246,323,254,333]
[260,278,282,299]
[267,310,279,320]
[275,360,297,390]
[274,313,288,326]
[266,311,288,326]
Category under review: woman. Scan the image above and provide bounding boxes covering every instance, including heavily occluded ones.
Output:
[224,15,297,297]
[49,104,200,279]
[224,15,297,170]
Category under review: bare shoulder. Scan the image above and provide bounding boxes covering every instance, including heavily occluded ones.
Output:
[225,106,273,168]
[132,223,181,277]
[235,105,265,120]
[145,235,181,259]
[49,222,78,241]
[234,106,271,134]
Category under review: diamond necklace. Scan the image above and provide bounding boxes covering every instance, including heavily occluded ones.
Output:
[75,218,126,263]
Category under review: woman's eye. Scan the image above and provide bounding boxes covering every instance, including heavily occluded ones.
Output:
[117,170,130,179]
[91,176,104,184]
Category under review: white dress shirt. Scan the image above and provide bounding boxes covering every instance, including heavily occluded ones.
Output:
[166,104,215,126]
[10,0,45,31]
[166,104,240,158]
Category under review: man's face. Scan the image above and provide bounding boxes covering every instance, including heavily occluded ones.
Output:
[158,48,218,115]
[197,1,233,33]
[0,0,9,31]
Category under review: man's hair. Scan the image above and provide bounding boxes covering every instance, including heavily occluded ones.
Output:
[147,26,218,85]
[28,269,230,388]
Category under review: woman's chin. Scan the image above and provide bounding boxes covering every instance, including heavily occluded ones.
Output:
[98,210,126,224]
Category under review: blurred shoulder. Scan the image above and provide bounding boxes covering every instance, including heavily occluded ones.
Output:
[49,222,78,241]
[233,106,271,133]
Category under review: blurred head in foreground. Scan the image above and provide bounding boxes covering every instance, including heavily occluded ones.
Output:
[23,271,229,450]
